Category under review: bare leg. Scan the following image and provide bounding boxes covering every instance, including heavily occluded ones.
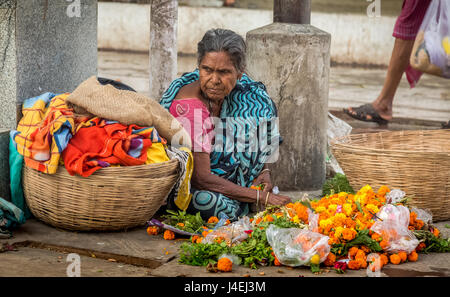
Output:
[348,38,415,121]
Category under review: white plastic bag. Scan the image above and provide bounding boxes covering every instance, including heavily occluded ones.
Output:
[266,225,330,267]
[203,216,252,245]
[327,112,352,175]
[370,204,419,254]
[410,0,450,78]
[410,207,433,225]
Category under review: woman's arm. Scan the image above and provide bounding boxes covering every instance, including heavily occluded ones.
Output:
[192,152,290,206]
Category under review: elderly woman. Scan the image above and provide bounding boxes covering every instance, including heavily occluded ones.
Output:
[160,29,291,221]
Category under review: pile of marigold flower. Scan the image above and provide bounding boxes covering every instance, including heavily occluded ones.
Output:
[251,184,446,272]
[147,184,448,273]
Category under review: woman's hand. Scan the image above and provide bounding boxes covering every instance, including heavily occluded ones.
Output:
[252,170,273,192]
[259,191,291,207]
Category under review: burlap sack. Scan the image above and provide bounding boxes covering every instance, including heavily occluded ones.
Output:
[66,76,192,149]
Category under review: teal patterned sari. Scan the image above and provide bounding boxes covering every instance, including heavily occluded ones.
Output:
[160,70,281,220]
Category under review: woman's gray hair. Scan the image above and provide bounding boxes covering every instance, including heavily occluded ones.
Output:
[197,28,246,73]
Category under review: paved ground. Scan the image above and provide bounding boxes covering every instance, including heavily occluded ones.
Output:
[1,218,449,277]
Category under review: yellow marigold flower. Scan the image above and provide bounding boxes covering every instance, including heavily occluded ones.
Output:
[292,215,300,224]
[359,185,373,194]
[366,204,379,214]
[338,192,348,199]
[335,226,344,238]
[343,203,353,216]
[328,204,338,213]
[315,206,327,213]
[319,218,333,229]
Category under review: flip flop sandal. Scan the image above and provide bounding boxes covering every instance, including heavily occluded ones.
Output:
[343,103,389,125]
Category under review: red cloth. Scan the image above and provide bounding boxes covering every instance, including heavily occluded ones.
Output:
[62,119,152,177]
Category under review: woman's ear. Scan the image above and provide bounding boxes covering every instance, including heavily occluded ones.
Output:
[237,72,243,81]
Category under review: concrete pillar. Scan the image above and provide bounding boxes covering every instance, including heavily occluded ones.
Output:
[246,22,330,192]
[0,0,98,129]
[149,0,178,101]
[0,0,97,200]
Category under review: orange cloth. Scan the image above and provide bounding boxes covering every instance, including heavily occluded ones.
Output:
[62,118,152,177]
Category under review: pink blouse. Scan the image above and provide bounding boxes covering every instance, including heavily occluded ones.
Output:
[169,98,215,153]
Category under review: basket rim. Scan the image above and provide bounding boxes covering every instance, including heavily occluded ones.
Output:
[330,129,450,155]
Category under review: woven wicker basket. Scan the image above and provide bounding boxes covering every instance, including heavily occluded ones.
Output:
[331,129,450,222]
[23,159,179,231]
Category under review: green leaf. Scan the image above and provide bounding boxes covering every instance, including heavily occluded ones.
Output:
[355,200,364,215]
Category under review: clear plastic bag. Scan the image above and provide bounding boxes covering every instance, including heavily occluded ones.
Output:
[410,207,433,225]
[410,0,450,78]
[203,216,252,245]
[370,204,419,254]
[266,225,330,267]
[327,112,352,175]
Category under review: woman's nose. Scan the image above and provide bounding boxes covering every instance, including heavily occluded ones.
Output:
[211,72,221,84]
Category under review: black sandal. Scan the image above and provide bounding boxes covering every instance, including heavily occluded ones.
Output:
[343,104,389,125]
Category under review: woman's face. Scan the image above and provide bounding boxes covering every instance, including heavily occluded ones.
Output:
[199,51,242,102]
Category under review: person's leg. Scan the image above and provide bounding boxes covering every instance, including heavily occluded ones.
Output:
[370,38,415,121]
[345,0,431,123]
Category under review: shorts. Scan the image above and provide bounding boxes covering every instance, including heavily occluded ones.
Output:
[393,0,432,40]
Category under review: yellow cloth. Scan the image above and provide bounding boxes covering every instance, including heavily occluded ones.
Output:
[13,93,74,174]
[172,146,194,211]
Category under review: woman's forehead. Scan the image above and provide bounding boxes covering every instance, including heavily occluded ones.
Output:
[200,51,235,70]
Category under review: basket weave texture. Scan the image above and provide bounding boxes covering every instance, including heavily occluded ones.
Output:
[331,129,450,222]
[23,159,179,231]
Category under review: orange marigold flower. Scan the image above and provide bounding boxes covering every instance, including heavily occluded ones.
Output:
[348,247,359,259]
[380,240,389,250]
[163,230,175,240]
[255,217,263,225]
[432,228,440,238]
[408,251,418,262]
[360,245,370,254]
[416,242,426,252]
[355,250,366,262]
[414,219,424,230]
[377,186,390,196]
[398,251,407,263]
[207,216,219,224]
[323,253,336,267]
[196,237,203,244]
[342,228,357,241]
[264,215,275,222]
[274,256,282,266]
[146,226,159,236]
[357,257,367,269]
[225,219,231,225]
[348,260,361,270]
[409,212,417,224]
[176,222,185,227]
[371,232,382,242]
[389,254,401,265]
[217,257,233,272]
[191,235,199,243]
[380,254,389,266]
